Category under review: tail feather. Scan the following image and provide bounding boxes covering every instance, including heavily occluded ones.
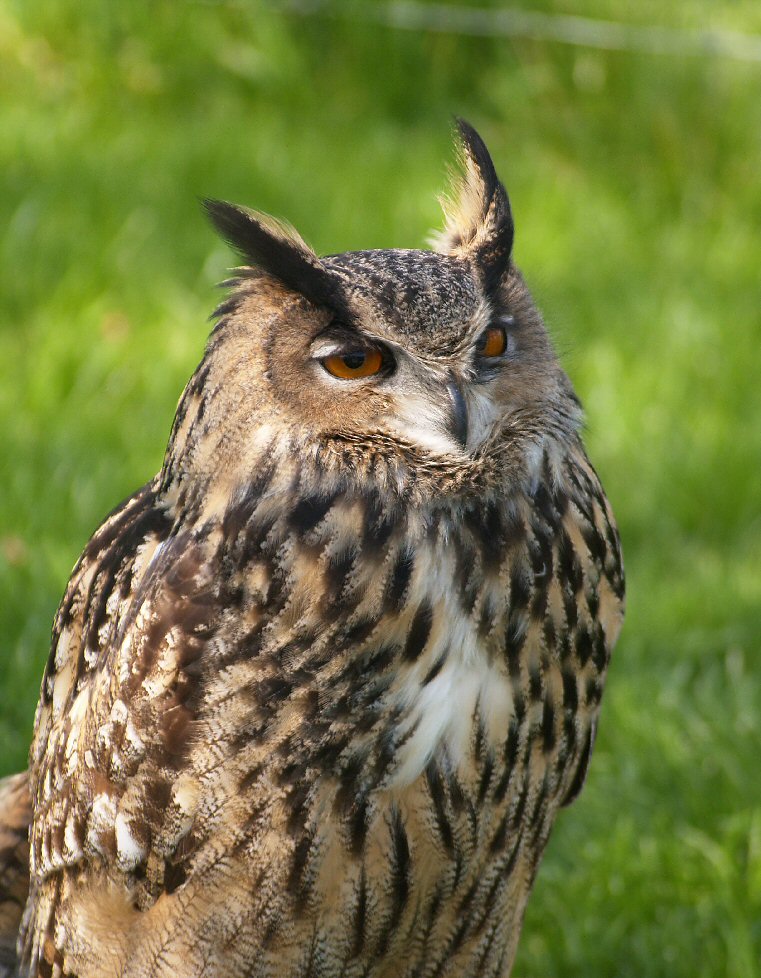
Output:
[0,772,31,978]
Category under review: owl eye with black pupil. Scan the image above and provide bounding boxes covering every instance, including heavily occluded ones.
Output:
[476,325,508,358]
[343,352,366,369]
[322,347,384,380]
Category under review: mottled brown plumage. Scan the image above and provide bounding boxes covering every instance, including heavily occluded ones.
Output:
[0,774,30,978]
[4,121,623,977]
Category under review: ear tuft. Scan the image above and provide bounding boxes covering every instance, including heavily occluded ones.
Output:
[203,199,348,313]
[431,119,514,294]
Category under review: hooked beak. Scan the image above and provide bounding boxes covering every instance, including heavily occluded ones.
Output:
[446,375,469,449]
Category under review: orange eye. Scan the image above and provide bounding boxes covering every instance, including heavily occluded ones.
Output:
[322,348,384,380]
[476,326,508,358]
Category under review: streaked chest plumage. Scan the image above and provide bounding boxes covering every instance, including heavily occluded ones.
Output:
[121,443,619,978]
[25,439,622,978]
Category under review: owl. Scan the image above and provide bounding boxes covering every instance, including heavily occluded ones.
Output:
[2,121,624,978]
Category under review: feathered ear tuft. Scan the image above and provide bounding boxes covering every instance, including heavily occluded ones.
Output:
[203,199,349,314]
[431,119,514,294]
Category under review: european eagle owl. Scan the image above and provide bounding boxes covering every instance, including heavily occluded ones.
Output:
[0,121,624,978]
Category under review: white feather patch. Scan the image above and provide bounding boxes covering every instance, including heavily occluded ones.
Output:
[115,811,146,870]
[389,544,513,786]
[86,793,117,857]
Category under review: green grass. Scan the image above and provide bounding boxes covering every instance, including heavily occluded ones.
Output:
[1,1,760,974]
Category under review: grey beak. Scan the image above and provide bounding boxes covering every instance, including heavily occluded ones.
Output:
[446,376,469,449]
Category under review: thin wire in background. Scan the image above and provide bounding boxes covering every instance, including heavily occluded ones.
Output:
[254,0,761,64]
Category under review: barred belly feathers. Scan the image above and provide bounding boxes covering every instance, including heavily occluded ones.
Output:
[0,121,624,978]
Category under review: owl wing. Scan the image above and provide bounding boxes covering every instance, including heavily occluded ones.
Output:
[23,478,228,974]
[557,448,625,809]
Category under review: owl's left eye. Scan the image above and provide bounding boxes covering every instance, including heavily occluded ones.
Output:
[322,348,384,380]
[475,325,508,358]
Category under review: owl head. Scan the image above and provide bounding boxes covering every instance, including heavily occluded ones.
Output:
[165,121,581,503]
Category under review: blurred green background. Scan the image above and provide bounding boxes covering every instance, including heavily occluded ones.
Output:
[1,1,760,974]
